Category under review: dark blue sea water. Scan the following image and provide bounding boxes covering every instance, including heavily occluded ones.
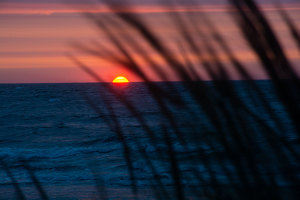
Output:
[0,81,299,199]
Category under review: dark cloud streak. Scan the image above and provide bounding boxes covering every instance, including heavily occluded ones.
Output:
[5,0,300,6]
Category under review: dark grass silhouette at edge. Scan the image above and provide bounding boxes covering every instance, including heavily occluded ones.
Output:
[72,0,299,199]
[1,0,299,199]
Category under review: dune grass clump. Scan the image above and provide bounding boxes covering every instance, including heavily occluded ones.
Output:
[72,0,300,199]
[1,0,299,199]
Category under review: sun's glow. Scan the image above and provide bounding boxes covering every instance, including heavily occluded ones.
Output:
[112,76,129,83]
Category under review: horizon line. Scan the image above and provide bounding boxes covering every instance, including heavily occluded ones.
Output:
[0,79,280,85]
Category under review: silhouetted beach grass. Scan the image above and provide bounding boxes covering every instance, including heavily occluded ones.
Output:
[1,0,299,199]
[72,0,299,199]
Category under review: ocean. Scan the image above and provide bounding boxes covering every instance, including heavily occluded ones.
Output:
[0,81,299,199]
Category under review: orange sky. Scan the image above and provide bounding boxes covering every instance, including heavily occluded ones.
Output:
[0,1,300,83]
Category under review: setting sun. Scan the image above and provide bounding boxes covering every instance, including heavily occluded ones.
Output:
[112,76,129,83]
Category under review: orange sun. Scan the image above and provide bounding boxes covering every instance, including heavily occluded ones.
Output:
[112,76,129,83]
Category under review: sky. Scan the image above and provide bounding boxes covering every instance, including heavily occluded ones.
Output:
[0,0,300,83]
